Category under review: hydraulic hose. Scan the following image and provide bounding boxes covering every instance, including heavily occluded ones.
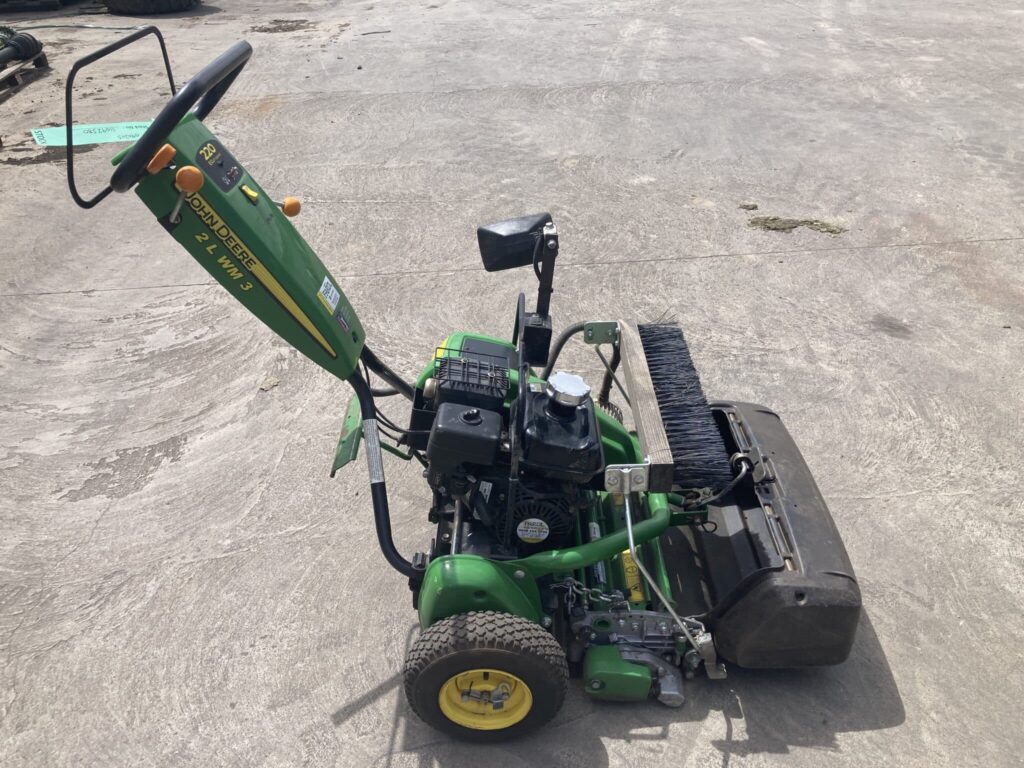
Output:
[597,342,622,404]
[347,373,419,579]
[540,321,585,380]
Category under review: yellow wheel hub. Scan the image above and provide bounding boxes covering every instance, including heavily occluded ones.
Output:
[438,668,533,730]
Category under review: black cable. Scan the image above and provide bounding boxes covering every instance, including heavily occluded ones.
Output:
[683,459,751,510]
[360,360,399,398]
[597,342,621,404]
[371,403,405,430]
[374,421,429,468]
[540,321,585,380]
[360,345,415,401]
[363,366,429,437]
[376,423,409,443]
[532,233,544,280]
[595,345,631,407]
[374,406,430,436]
[361,360,428,439]
[374,411,408,432]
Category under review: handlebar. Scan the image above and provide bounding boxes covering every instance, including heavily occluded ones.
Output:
[109,40,252,193]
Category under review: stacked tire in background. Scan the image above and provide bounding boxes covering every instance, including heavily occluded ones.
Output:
[103,0,199,13]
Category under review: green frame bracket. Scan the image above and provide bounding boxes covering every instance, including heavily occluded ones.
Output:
[417,554,545,627]
[330,395,363,477]
[583,321,619,346]
[583,645,653,702]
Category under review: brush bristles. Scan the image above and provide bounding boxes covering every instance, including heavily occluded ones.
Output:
[637,322,734,490]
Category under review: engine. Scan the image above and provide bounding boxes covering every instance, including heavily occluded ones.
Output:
[414,342,604,559]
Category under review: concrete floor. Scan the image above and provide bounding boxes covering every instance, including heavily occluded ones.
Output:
[2,0,1023,765]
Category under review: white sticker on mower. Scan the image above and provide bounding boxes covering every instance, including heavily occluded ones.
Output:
[516,518,550,544]
[362,419,385,484]
[479,480,493,502]
[317,276,341,313]
[587,521,607,584]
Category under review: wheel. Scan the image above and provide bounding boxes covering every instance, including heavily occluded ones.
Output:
[103,0,200,14]
[403,611,568,742]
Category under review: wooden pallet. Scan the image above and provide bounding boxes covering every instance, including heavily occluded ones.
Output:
[0,51,49,93]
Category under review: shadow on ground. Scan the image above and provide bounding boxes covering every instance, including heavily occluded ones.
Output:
[331,612,903,766]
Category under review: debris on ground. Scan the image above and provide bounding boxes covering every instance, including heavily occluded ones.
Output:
[748,215,847,235]
[249,19,315,34]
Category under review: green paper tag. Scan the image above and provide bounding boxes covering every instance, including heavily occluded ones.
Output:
[30,121,152,147]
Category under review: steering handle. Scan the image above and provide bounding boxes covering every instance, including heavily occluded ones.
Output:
[110,40,253,193]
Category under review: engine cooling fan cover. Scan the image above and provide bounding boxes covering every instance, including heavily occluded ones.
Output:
[508,495,574,549]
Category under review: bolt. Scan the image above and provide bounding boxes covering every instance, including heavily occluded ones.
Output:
[541,616,553,628]
[547,239,557,250]
[590,680,602,690]
[607,475,620,488]
[513,569,525,580]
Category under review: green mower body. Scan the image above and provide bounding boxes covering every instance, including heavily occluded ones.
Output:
[69,30,861,744]
[128,114,365,381]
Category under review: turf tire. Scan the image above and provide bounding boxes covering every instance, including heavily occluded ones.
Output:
[403,611,569,742]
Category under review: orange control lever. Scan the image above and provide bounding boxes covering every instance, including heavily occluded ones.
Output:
[146,143,177,174]
[175,166,205,194]
[278,197,301,217]
[168,166,204,224]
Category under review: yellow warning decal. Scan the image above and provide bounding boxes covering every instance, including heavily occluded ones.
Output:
[185,191,336,358]
[434,335,451,358]
[621,550,645,603]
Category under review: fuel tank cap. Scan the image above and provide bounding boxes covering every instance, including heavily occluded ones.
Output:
[546,371,591,408]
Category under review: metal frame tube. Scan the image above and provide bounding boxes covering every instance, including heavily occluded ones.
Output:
[348,373,418,579]
[450,499,463,555]
[622,491,703,646]
[360,345,415,401]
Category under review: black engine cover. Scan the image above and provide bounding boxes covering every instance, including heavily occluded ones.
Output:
[426,403,502,472]
[520,390,603,481]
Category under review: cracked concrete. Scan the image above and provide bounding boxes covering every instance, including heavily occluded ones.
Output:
[1,0,1023,766]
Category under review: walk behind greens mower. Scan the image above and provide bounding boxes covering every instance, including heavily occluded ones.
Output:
[68,30,861,741]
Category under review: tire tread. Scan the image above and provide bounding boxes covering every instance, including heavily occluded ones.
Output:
[403,611,568,734]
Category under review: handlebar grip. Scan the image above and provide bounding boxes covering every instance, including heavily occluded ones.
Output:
[110,40,252,194]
